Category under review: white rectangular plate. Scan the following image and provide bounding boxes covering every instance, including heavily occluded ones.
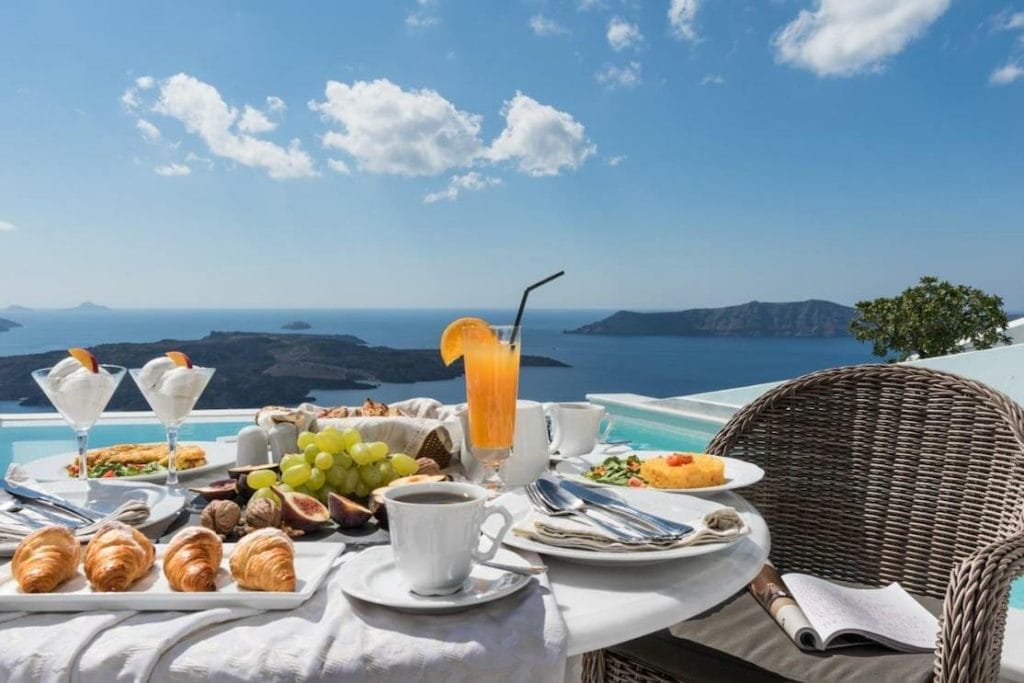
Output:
[0,541,345,611]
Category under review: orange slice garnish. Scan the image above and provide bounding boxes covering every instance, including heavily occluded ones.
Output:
[439,317,492,366]
[165,351,193,368]
[68,347,99,373]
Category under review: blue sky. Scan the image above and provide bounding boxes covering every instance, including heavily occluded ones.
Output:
[0,1,1022,310]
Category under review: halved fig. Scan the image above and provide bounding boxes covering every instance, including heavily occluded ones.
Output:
[387,474,449,488]
[189,479,238,501]
[271,486,330,531]
[227,463,280,480]
[369,487,390,529]
[328,492,373,529]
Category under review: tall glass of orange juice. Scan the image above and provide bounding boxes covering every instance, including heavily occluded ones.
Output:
[462,324,520,492]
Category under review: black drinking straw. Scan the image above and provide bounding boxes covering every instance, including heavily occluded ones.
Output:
[511,270,565,348]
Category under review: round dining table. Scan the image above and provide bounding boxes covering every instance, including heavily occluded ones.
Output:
[170,466,770,659]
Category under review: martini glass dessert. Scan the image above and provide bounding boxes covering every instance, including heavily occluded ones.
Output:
[130,352,214,487]
[31,348,125,481]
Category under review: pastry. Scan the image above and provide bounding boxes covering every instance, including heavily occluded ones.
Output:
[163,527,223,592]
[229,528,296,592]
[79,443,206,469]
[11,526,81,593]
[83,521,155,591]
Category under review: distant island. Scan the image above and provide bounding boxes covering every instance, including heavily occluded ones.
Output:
[0,317,21,333]
[281,320,312,330]
[0,331,568,410]
[3,301,111,312]
[567,300,856,337]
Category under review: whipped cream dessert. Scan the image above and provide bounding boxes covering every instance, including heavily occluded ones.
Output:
[135,355,210,426]
[44,356,119,428]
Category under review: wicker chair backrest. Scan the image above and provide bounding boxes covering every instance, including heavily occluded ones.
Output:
[707,364,1024,599]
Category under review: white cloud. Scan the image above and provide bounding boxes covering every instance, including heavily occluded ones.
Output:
[995,11,1024,31]
[135,118,161,143]
[237,105,277,134]
[327,158,352,175]
[309,79,484,176]
[773,0,951,77]
[185,151,214,169]
[154,163,191,176]
[153,73,316,179]
[700,73,725,85]
[607,17,643,51]
[605,155,627,167]
[265,96,286,113]
[0,220,15,232]
[135,75,155,90]
[990,61,1024,85]
[530,14,568,37]
[488,92,596,176]
[121,88,141,111]
[596,62,642,89]
[405,12,439,29]
[423,172,501,203]
[668,0,700,41]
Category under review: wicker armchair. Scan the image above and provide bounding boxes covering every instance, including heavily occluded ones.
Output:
[587,364,1024,683]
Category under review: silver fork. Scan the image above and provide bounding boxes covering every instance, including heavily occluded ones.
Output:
[525,483,646,543]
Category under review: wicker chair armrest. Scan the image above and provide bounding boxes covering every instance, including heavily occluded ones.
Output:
[935,529,1024,683]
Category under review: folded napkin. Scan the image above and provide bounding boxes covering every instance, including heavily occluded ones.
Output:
[0,465,150,545]
[515,507,750,552]
[0,550,569,683]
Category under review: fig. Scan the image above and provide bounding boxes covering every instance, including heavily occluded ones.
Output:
[227,463,280,480]
[189,479,238,501]
[369,487,390,529]
[388,474,448,487]
[271,486,330,531]
[328,492,373,529]
[236,473,255,503]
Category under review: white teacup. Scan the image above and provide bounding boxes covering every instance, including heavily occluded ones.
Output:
[544,402,613,457]
[383,481,514,596]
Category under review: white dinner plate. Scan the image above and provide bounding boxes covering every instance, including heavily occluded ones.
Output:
[0,479,188,556]
[496,487,742,566]
[340,545,533,614]
[20,441,237,483]
[554,450,764,494]
[0,541,344,611]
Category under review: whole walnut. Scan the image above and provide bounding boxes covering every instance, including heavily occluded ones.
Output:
[415,457,442,476]
[245,497,281,532]
[201,499,241,537]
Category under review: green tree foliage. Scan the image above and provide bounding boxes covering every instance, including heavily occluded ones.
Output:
[850,276,1011,361]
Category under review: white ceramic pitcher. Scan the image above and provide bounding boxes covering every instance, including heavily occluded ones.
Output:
[458,400,550,487]
[544,402,614,457]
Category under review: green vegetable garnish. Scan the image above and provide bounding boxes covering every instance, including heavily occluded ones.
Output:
[583,454,647,486]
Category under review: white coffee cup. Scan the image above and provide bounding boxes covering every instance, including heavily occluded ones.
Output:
[544,402,614,457]
[457,400,552,487]
[383,481,514,596]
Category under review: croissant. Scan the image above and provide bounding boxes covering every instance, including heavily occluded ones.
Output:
[83,521,155,592]
[229,528,296,592]
[11,526,81,593]
[163,526,223,592]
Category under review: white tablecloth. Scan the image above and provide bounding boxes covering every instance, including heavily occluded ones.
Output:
[0,552,568,683]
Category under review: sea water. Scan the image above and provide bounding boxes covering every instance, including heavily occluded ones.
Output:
[0,308,874,411]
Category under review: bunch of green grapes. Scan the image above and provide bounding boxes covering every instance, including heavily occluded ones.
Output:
[261,426,421,502]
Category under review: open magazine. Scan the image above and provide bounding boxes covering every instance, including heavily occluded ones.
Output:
[748,565,939,652]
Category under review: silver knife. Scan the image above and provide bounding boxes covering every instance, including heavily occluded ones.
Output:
[558,480,693,536]
[0,479,104,523]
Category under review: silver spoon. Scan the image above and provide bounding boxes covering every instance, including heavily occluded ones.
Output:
[481,560,546,576]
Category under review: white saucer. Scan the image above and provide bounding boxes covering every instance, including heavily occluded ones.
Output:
[340,546,534,614]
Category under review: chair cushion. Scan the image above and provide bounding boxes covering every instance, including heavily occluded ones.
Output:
[608,590,940,683]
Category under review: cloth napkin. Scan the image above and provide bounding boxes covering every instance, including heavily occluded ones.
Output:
[514,507,750,552]
[0,550,569,683]
[0,465,150,545]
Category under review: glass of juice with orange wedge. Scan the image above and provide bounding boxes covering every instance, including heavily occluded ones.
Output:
[441,318,521,492]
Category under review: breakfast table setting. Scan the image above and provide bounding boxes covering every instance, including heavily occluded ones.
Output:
[0,287,772,682]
